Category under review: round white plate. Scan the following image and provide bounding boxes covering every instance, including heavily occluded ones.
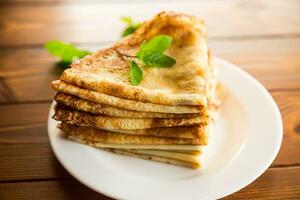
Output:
[48,57,282,199]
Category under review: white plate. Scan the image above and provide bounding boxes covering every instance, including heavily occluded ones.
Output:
[48,57,282,199]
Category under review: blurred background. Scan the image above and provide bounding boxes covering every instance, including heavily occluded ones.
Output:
[0,0,299,199]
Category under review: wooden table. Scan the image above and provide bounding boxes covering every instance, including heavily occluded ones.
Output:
[0,0,299,199]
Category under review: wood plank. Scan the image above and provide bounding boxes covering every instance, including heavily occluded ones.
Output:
[0,0,300,46]
[0,167,299,200]
[0,102,50,127]
[0,47,61,102]
[224,167,300,199]
[0,38,299,103]
[0,90,299,181]
[0,179,112,200]
[0,124,70,181]
[209,38,300,91]
[271,91,300,167]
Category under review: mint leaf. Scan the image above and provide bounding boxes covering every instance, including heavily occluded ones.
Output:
[129,61,142,85]
[121,17,142,37]
[121,16,133,24]
[122,26,138,37]
[137,35,173,56]
[136,35,176,68]
[45,41,90,64]
[142,52,176,68]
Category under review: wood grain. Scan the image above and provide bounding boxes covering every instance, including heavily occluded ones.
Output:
[0,90,299,182]
[0,179,112,200]
[0,0,300,46]
[271,91,300,167]
[209,38,300,91]
[0,38,299,103]
[0,102,50,127]
[0,167,299,200]
[0,124,69,181]
[224,167,300,199]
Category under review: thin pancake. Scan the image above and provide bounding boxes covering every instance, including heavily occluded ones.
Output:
[61,122,208,142]
[103,125,207,140]
[66,136,200,168]
[59,123,206,145]
[164,150,201,155]
[68,135,202,151]
[123,149,200,163]
[54,104,210,130]
[58,122,209,140]
[55,92,206,118]
[52,81,202,114]
[56,12,209,106]
[105,149,200,169]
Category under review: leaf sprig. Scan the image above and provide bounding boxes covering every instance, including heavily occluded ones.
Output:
[45,41,90,68]
[44,22,175,86]
[121,17,142,37]
[129,61,142,86]
[137,35,176,68]
[129,35,176,85]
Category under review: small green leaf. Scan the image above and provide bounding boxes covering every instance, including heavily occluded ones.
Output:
[136,35,176,68]
[142,52,176,68]
[121,16,133,25]
[129,61,142,85]
[121,17,142,37]
[137,35,173,57]
[44,41,90,65]
[56,61,71,69]
[122,26,138,37]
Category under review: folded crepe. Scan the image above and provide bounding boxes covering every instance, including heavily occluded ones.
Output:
[52,11,210,107]
[55,92,207,118]
[68,136,201,168]
[52,81,202,114]
[104,148,201,168]
[69,135,202,151]
[59,123,207,145]
[51,12,222,169]
[123,149,200,163]
[124,149,202,156]
[54,104,209,130]
[104,126,208,140]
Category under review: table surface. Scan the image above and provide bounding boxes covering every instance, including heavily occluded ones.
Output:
[0,0,299,199]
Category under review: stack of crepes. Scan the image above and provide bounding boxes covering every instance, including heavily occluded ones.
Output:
[51,12,222,169]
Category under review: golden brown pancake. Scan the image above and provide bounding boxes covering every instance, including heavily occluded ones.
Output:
[102,125,207,140]
[69,135,203,151]
[66,136,201,168]
[55,92,207,118]
[59,123,207,145]
[50,11,224,169]
[52,81,202,114]
[54,104,210,130]
[53,12,210,107]
[105,148,200,169]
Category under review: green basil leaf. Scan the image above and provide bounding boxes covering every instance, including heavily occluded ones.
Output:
[137,35,173,56]
[121,16,133,25]
[142,52,176,68]
[129,61,142,85]
[121,24,142,37]
[44,41,90,64]
[122,26,138,37]
[121,17,142,37]
[136,35,176,68]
